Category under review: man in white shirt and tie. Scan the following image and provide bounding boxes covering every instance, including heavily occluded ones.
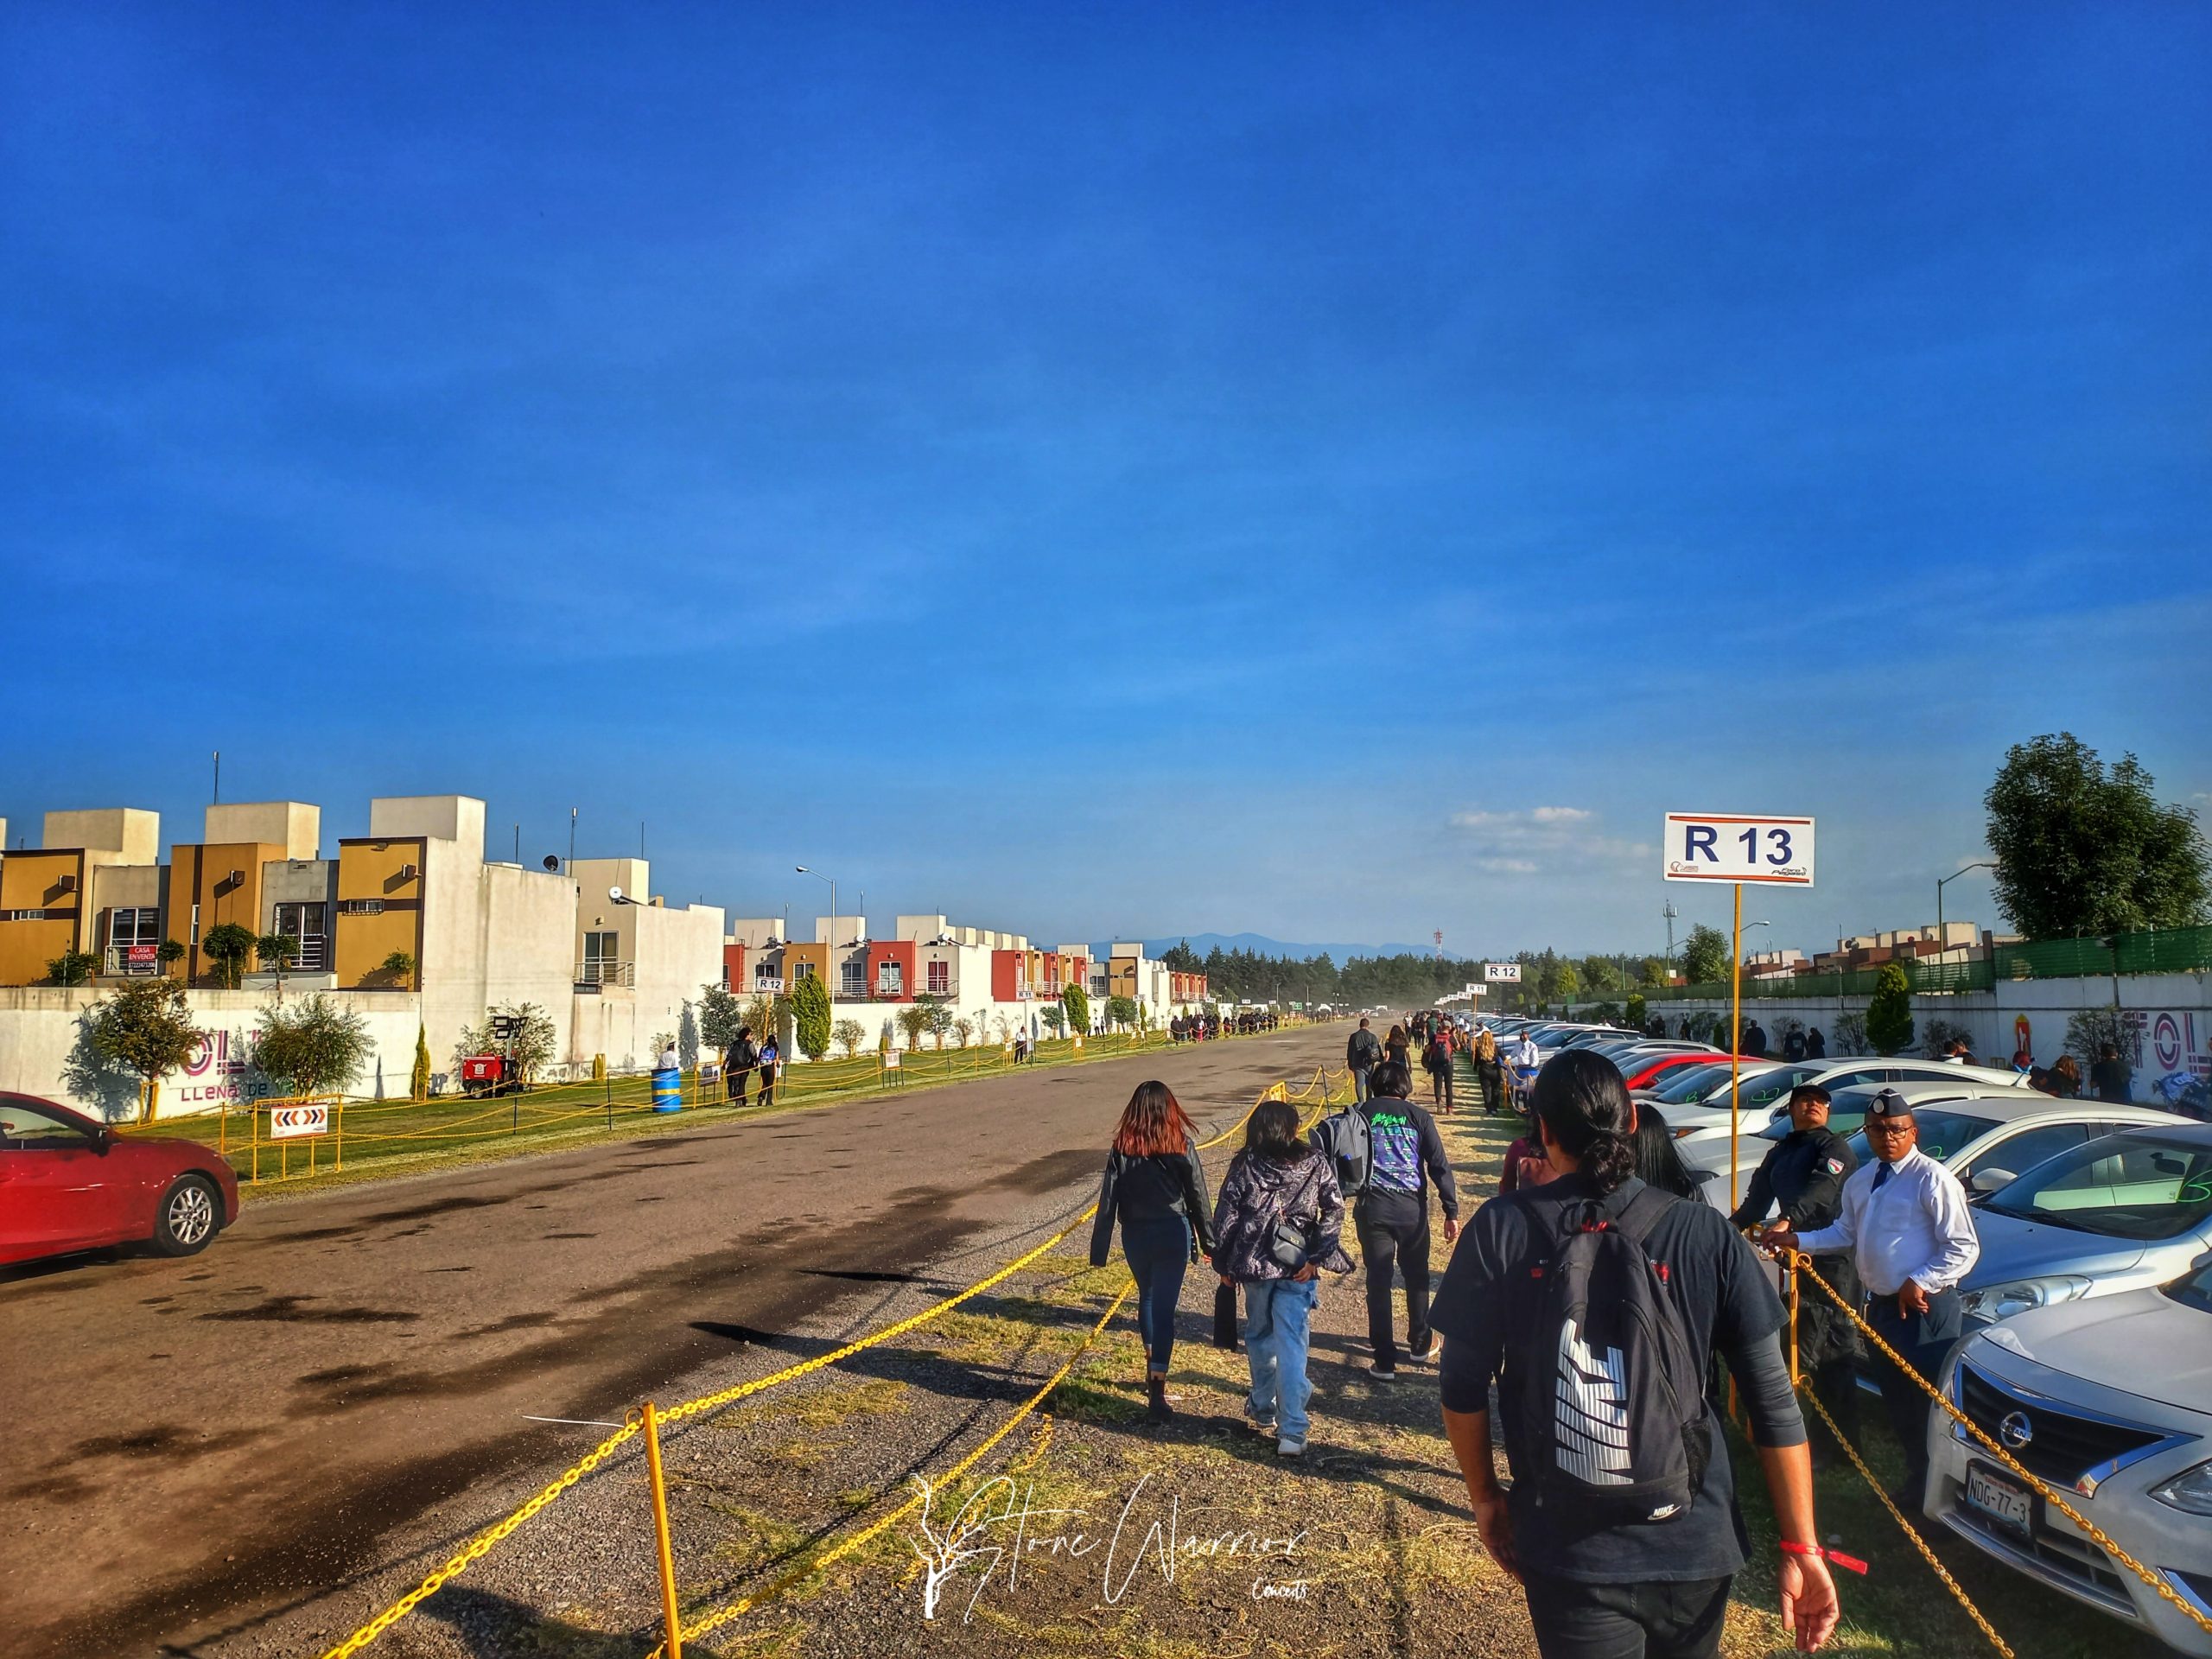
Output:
[1763,1088,1979,1511]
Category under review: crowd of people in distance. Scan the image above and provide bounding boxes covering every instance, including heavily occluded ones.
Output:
[1169,1009,1283,1041]
[1088,1009,1878,1656]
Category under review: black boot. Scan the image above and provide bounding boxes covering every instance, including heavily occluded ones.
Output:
[1147,1374,1173,1423]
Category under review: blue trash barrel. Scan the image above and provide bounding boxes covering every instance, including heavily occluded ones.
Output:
[652,1067,683,1113]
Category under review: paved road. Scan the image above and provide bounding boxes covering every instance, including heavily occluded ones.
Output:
[4,1027,1341,1659]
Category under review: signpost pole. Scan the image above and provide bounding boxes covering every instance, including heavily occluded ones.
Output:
[1730,881,1744,1212]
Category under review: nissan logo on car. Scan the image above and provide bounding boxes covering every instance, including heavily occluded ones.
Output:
[1999,1410,2035,1450]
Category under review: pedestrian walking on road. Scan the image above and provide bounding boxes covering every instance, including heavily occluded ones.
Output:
[1732,1084,1864,1461]
[1383,1023,1412,1074]
[1090,1081,1217,1424]
[725,1026,758,1104]
[1421,1027,1456,1113]
[1346,1018,1382,1102]
[1212,1098,1353,1459]
[1348,1060,1459,1377]
[756,1033,780,1106]
[1434,1049,1842,1659]
[1764,1087,1978,1511]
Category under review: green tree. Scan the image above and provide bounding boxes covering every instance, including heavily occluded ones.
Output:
[45,950,98,986]
[85,976,200,1122]
[1580,957,1624,994]
[255,932,301,999]
[1681,925,1729,986]
[916,992,955,1048]
[696,982,747,1061]
[1104,994,1140,1030]
[1160,938,1202,970]
[789,973,834,1060]
[831,1017,866,1058]
[1625,992,1648,1030]
[1866,963,1915,1057]
[253,995,372,1096]
[1554,963,1580,1001]
[1061,984,1090,1036]
[410,1024,432,1101]
[200,922,257,989]
[157,938,187,976]
[895,1002,931,1050]
[950,1016,975,1047]
[1985,732,2209,938]
[1637,957,1668,986]
[1040,1005,1065,1036]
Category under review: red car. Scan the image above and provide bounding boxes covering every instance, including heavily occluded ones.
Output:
[0,1093,240,1267]
[1620,1052,1738,1090]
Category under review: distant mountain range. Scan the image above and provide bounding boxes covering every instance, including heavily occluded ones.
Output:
[1086,932,1439,963]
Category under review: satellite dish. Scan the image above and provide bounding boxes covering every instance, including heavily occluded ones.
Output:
[608,885,626,902]
[543,855,561,871]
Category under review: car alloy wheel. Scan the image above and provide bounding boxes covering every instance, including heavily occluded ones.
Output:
[157,1178,219,1254]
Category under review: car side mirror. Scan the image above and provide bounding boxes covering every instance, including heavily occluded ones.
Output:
[93,1127,114,1156]
[1969,1168,2014,1195]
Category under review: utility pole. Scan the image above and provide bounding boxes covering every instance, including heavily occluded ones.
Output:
[1663,900,1677,979]
[567,808,577,874]
[212,750,220,804]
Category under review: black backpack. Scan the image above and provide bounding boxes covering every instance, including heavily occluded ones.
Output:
[1503,1184,1710,1527]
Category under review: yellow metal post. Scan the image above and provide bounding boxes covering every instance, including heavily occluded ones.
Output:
[1729,881,1743,1213]
[1788,1262,1802,1385]
[643,1401,683,1659]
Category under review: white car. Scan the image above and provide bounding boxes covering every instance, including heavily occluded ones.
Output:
[1669,1058,2037,1171]
[1929,1258,2212,1654]
[1699,1083,2188,1217]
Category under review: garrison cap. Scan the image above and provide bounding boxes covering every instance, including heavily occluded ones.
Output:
[1866,1087,1915,1120]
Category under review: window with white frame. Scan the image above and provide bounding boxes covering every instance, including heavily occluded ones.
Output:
[876,960,904,995]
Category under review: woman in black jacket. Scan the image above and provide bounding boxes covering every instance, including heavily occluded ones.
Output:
[1090,1081,1217,1421]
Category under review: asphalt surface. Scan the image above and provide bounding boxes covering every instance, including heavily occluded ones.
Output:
[3,1026,1341,1659]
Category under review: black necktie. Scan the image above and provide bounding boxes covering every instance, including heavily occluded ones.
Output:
[1872,1161,1893,1192]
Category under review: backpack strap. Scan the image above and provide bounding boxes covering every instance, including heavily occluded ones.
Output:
[1607,1182,1678,1248]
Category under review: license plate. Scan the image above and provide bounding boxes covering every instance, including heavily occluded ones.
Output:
[1965,1463,2035,1537]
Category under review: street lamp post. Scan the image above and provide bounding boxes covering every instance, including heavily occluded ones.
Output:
[1936,861,1997,951]
[796,866,836,1002]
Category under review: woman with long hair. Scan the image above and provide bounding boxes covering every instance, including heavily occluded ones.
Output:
[1383,1023,1412,1072]
[1631,1102,1707,1200]
[1211,1097,1353,1457]
[1090,1081,1217,1422]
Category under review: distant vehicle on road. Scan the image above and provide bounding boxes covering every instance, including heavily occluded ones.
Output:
[0,1094,239,1268]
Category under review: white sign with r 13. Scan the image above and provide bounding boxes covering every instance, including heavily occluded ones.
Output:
[1662,813,1815,887]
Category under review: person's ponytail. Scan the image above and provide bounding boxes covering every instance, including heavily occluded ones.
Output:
[1531,1048,1638,1195]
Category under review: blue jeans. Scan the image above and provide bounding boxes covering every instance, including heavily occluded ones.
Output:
[1122,1216,1191,1374]
[1352,1066,1372,1102]
[1243,1276,1318,1441]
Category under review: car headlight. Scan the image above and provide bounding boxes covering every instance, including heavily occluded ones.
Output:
[1960,1275,2095,1324]
[2152,1461,2212,1518]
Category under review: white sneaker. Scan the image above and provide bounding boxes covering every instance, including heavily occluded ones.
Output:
[1408,1338,1440,1363]
[1276,1436,1306,1458]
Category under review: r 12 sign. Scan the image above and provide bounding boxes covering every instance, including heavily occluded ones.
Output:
[1662,813,1815,887]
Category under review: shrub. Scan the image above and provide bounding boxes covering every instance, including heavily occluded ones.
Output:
[253,995,372,1097]
[1866,963,1915,1057]
[789,974,834,1060]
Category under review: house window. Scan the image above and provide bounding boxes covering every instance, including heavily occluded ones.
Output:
[842,959,866,996]
[340,899,385,917]
[3,908,58,922]
[272,902,328,971]
[581,930,620,985]
[792,960,816,981]
[876,962,904,995]
[926,959,950,996]
[753,961,779,989]
[190,903,200,945]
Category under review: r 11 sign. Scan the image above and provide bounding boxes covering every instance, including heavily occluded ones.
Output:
[1662,813,1815,887]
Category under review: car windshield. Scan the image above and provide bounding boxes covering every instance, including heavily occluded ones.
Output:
[1701,1065,1812,1115]
[2166,1260,2212,1316]
[1984,1133,2212,1241]
[1650,1064,1730,1103]
[1845,1109,1998,1167]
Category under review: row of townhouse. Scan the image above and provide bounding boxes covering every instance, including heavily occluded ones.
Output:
[0,797,1210,1118]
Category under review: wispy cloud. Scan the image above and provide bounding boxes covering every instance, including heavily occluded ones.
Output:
[1446,807,1652,875]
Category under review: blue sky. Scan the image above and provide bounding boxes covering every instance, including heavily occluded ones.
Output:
[4,3,2208,959]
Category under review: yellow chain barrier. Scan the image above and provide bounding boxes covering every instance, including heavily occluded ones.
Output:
[1787,1251,2212,1643]
[315,1061,1342,1657]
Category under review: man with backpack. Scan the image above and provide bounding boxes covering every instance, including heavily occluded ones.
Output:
[1422,1025,1456,1113]
[1345,1017,1382,1102]
[1432,1049,1843,1658]
[1321,1059,1459,1378]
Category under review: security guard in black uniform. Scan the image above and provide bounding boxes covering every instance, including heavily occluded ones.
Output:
[1731,1083,1862,1458]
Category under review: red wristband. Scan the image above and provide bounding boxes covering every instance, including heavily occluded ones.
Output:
[1779,1539,1867,1574]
